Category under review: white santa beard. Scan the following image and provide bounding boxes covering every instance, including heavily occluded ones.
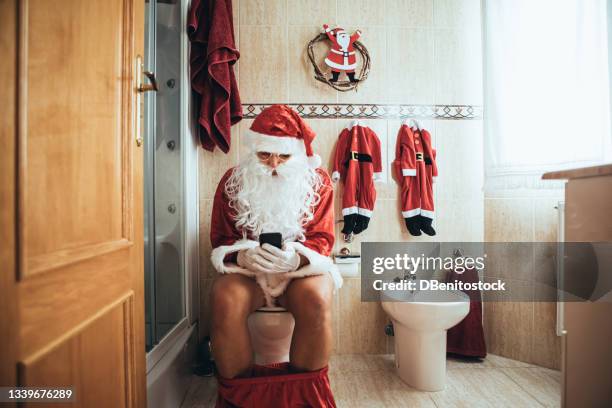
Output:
[224,153,322,242]
[337,34,350,50]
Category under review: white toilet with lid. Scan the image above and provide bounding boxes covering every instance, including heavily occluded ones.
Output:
[247,306,295,364]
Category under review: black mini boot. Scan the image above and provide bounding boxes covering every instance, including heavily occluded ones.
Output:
[347,72,359,83]
[352,215,370,234]
[404,217,422,236]
[342,213,358,235]
[330,71,340,82]
[418,215,436,236]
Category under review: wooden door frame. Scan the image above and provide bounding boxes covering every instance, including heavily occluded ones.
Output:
[1,1,19,396]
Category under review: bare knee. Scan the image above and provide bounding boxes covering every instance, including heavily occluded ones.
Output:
[210,277,253,329]
[288,280,332,326]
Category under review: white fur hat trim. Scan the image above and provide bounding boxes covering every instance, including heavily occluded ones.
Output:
[245,130,321,168]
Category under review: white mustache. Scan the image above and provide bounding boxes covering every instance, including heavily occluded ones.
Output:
[253,156,308,179]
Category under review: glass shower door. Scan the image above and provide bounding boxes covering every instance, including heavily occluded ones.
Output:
[144,0,185,352]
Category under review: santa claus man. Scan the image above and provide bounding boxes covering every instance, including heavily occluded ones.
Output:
[209,105,342,380]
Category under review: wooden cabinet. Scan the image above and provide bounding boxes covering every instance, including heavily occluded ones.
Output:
[543,165,612,407]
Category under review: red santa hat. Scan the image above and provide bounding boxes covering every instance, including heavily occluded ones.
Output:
[247,105,322,169]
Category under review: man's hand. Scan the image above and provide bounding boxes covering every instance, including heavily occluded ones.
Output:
[236,247,271,273]
[259,244,301,273]
[236,245,301,274]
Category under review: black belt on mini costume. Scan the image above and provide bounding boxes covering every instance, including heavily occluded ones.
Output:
[415,152,433,165]
[344,151,372,166]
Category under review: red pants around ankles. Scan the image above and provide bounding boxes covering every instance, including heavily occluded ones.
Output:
[216,363,336,408]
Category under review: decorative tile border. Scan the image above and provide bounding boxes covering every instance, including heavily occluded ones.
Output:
[242,104,483,120]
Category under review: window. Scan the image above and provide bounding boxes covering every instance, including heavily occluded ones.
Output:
[483,0,612,189]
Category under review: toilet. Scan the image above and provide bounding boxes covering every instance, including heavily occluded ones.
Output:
[382,289,470,391]
[247,307,295,365]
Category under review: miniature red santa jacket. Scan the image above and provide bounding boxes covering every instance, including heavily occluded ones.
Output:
[332,122,383,235]
[210,167,343,306]
[393,122,437,224]
[323,26,361,72]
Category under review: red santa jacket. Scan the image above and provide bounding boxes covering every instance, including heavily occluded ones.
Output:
[323,27,361,72]
[210,167,342,304]
[332,122,383,234]
[393,124,437,219]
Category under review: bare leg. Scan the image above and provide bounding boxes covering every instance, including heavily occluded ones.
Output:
[279,274,334,371]
[210,274,266,378]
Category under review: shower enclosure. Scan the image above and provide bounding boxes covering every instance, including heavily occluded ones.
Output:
[144,0,184,352]
[144,1,200,407]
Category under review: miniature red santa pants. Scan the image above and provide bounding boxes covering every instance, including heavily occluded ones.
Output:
[399,152,435,220]
[216,363,336,408]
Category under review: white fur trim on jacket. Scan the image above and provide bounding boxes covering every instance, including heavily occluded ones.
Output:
[210,239,343,306]
[210,239,260,276]
[324,58,357,71]
[284,242,343,290]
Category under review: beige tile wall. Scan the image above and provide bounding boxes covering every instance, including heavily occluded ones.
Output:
[198,0,484,355]
[483,189,564,369]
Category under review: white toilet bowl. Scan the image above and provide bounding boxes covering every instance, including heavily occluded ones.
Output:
[382,289,470,391]
[247,307,295,365]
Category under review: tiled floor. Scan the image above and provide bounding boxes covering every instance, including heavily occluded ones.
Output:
[180,354,561,407]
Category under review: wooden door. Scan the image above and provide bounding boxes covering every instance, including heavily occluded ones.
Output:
[1,0,146,407]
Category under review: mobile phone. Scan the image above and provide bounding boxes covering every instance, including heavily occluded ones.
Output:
[259,232,282,249]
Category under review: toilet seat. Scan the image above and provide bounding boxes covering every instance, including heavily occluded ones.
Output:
[256,306,288,313]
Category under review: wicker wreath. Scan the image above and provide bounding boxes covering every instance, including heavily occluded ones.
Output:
[307,32,371,92]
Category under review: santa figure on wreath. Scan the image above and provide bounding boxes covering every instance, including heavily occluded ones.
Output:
[323,24,361,83]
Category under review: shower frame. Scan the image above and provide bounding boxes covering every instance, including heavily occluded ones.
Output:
[143,0,200,406]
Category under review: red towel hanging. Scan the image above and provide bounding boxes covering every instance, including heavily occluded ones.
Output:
[446,267,487,358]
[188,0,242,153]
